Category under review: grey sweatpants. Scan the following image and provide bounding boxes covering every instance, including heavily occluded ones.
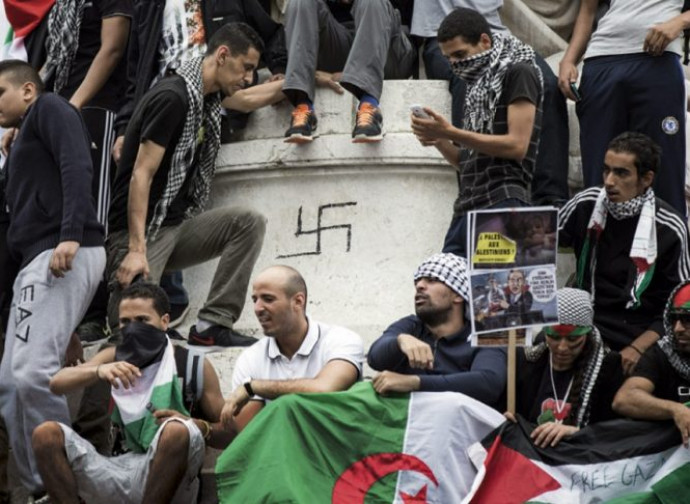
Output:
[106,206,266,332]
[0,246,105,493]
[282,0,416,102]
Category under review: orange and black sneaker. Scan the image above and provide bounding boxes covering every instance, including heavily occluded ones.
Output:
[352,102,383,143]
[284,104,318,144]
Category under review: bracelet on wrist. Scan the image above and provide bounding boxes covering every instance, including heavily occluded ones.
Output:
[96,364,102,380]
[199,419,212,441]
[629,344,644,355]
[243,379,254,397]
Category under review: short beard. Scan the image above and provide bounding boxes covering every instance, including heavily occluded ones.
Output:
[416,305,451,327]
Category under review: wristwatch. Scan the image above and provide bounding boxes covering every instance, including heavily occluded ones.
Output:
[243,378,254,397]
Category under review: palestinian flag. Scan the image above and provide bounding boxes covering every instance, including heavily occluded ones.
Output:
[2,0,54,60]
[111,341,188,453]
[463,416,690,503]
[216,382,505,503]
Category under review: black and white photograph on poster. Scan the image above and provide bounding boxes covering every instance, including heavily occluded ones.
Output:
[469,207,558,269]
[471,328,534,347]
[470,266,558,334]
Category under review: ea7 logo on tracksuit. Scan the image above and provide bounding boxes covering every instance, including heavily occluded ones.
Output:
[662,116,680,135]
[15,285,34,342]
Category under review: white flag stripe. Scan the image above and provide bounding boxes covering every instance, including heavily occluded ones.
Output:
[111,341,177,425]
[394,392,504,503]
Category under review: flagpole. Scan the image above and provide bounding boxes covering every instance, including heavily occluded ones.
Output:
[507,329,516,414]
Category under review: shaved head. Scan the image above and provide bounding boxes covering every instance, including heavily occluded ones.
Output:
[255,265,308,309]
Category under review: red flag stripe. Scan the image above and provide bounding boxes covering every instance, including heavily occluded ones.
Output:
[4,0,56,37]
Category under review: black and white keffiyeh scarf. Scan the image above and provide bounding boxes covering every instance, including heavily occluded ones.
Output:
[148,56,222,239]
[659,281,690,383]
[450,33,543,142]
[576,187,657,309]
[41,0,86,93]
[525,288,607,427]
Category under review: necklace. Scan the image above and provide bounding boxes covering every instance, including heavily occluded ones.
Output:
[549,353,574,423]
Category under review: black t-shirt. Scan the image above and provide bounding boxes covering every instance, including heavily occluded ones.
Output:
[634,345,690,403]
[58,0,133,110]
[454,62,542,216]
[532,366,575,423]
[109,76,197,233]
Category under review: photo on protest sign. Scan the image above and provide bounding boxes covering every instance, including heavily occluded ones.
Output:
[471,327,533,347]
[469,207,558,269]
[469,266,558,335]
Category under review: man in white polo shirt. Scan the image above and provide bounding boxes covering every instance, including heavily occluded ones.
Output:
[220,265,364,431]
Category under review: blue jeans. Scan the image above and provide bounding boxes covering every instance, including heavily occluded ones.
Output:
[442,199,528,257]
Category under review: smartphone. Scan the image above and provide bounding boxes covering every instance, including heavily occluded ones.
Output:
[410,104,430,119]
[569,82,582,102]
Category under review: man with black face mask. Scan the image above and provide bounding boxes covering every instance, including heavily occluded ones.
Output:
[30,283,231,504]
[367,253,506,409]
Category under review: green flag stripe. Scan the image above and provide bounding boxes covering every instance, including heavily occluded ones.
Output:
[216,383,410,503]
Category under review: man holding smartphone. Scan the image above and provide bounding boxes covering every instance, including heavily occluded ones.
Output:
[411,8,543,257]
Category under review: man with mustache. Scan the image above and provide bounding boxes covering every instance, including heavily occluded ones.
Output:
[613,281,690,447]
[558,132,690,376]
[367,253,506,409]
[220,265,364,430]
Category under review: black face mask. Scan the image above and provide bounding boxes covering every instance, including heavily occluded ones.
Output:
[115,321,168,369]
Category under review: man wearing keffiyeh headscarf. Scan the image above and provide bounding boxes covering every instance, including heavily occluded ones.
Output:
[368,253,507,408]
[107,23,267,348]
[614,280,690,448]
[410,7,544,258]
[559,132,690,376]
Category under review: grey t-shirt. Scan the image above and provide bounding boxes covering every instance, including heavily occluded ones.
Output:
[585,0,683,59]
[411,0,508,38]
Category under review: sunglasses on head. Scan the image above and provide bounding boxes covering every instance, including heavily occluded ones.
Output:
[670,312,690,326]
[543,324,590,342]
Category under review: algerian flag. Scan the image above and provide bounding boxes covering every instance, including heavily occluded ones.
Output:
[111,341,188,454]
[463,415,690,503]
[2,0,55,60]
[216,382,504,503]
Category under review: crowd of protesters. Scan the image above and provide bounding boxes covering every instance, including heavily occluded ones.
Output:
[1,0,690,502]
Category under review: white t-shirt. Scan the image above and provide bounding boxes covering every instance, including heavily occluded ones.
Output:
[231,316,364,401]
[157,0,208,80]
[585,0,683,59]
[410,0,508,38]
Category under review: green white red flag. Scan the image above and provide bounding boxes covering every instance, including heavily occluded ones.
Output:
[216,383,505,503]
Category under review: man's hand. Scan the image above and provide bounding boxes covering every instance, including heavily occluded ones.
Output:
[49,241,80,278]
[64,332,84,367]
[644,18,684,56]
[504,411,517,423]
[557,61,579,100]
[116,251,149,287]
[397,334,434,370]
[112,135,124,165]
[672,404,690,448]
[531,422,579,448]
[267,72,285,83]
[315,70,344,95]
[220,385,251,429]
[97,361,141,389]
[411,108,451,142]
[620,346,642,376]
[372,371,421,395]
[1,128,17,156]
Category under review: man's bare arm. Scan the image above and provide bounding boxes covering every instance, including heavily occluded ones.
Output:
[220,360,359,429]
[49,348,117,395]
[412,101,536,161]
[558,0,598,99]
[613,376,690,446]
[221,79,285,113]
[70,16,130,109]
[116,140,165,287]
[198,359,238,448]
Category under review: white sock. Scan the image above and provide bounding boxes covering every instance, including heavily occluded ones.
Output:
[195,319,213,332]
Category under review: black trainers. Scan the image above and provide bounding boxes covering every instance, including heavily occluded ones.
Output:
[352,102,383,143]
[169,302,190,328]
[284,104,318,144]
[188,325,257,347]
[76,320,110,347]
